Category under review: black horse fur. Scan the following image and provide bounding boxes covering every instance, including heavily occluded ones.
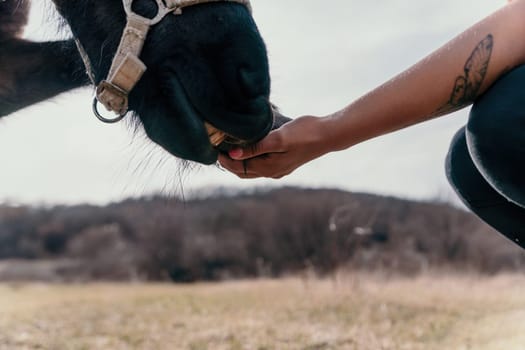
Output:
[0,0,287,164]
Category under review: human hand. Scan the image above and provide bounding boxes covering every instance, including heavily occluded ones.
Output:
[218,116,331,179]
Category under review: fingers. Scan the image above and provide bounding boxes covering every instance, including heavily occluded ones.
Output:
[218,154,289,179]
[218,155,259,178]
[228,130,284,160]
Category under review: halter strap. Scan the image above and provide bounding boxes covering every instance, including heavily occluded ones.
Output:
[76,0,252,123]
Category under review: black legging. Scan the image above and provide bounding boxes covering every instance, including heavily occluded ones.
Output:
[446,65,525,249]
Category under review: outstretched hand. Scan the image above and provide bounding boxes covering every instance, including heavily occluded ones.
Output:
[218,116,331,179]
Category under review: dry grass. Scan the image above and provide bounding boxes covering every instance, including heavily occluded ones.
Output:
[0,273,525,349]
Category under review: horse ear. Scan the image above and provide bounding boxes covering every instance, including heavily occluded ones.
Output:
[0,0,30,40]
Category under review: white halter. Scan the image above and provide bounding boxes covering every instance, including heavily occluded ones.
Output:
[76,0,252,123]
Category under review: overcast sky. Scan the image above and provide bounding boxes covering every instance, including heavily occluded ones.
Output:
[0,0,504,205]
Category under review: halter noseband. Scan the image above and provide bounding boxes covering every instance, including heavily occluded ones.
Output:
[76,0,252,123]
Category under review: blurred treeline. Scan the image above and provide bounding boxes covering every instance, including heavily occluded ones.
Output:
[0,187,523,282]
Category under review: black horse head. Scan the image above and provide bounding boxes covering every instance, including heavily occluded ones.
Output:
[52,0,275,164]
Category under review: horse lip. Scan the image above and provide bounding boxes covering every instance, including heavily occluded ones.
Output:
[210,108,278,155]
[205,122,231,147]
[183,94,272,149]
[201,101,273,148]
[138,72,219,164]
[215,103,280,149]
[165,74,229,151]
[169,69,273,150]
[205,122,248,148]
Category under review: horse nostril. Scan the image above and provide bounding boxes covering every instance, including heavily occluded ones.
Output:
[238,67,266,99]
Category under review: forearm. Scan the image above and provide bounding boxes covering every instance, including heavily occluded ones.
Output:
[324,0,525,152]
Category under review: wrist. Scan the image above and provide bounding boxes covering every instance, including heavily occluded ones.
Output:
[305,114,346,157]
[319,111,358,154]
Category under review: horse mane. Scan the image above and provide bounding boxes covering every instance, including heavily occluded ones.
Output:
[0,0,30,40]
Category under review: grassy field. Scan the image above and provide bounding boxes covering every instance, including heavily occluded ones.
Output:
[0,274,524,350]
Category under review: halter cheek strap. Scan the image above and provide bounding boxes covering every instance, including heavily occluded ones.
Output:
[76,0,252,123]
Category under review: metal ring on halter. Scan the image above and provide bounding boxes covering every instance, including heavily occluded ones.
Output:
[92,98,127,124]
[123,0,176,25]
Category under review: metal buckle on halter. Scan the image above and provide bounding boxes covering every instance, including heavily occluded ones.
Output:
[123,0,177,25]
[93,81,129,123]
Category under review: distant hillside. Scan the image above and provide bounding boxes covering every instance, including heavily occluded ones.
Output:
[0,187,523,282]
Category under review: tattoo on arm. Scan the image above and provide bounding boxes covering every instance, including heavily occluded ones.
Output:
[431,34,494,117]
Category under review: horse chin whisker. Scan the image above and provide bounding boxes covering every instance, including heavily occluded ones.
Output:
[127,111,144,135]
[111,117,201,201]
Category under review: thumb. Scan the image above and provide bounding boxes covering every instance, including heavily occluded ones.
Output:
[228,131,282,160]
